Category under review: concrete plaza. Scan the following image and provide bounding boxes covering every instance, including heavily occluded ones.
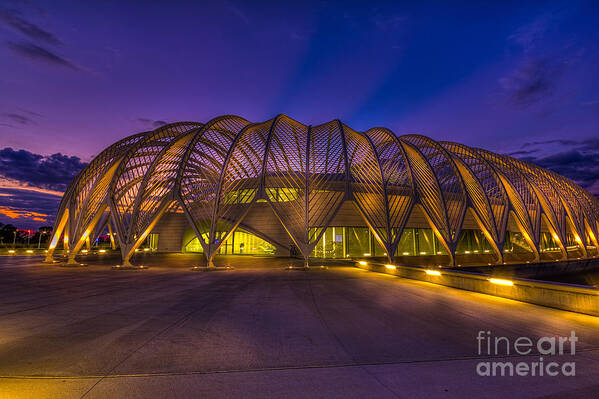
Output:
[0,255,598,398]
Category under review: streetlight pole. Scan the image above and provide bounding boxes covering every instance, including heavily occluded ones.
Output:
[38,231,43,248]
[13,231,16,248]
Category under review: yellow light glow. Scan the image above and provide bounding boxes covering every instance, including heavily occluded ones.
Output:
[143,248,150,252]
[385,264,396,270]
[489,278,514,286]
[425,269,441,276]
[8,250,15,253]
[99,249,106,253]
[419,251,427,255]
[484,249,490,253]
[402,252,409,255]
[465,250,471,254]
[553,234,559,240]
[363,253,371,256]
[575,235,581,242]
[81,249,88,253]
[26,250,33,253]
[358,261,367,265]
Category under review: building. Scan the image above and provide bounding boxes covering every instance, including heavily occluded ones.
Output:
[46,115,599,267]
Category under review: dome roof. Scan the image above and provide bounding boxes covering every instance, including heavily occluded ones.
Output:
[48,115,599,265]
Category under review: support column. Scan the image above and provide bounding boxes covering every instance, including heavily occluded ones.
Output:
[119,200,170,268]
[108,221,117,250]
[64,204,108,266]
[510,210,540,263]
[205,247,215,268]
[45,209,69,263]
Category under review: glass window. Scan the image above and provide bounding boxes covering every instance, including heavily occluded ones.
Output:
[396,228,416,256]
[417,229,435,255]
[311,227,344,258]
[184,229,275,255]
[144,233,158,250]
[231,230,276,255]
[456,229,493,255]
[504,231,533,254]
[540,232,560,252]
[222,189,256,204]
[185,237,205,253]
[347,227,371,257]
[266,188,300,202]
[396,228,447,256]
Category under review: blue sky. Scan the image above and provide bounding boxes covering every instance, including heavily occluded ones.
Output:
[1,0,598,228]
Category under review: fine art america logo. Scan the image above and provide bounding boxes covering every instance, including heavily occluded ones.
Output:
[476,331,578,377]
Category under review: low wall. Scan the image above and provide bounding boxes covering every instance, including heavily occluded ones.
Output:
[455,258,599,279]
[357,261,599,317]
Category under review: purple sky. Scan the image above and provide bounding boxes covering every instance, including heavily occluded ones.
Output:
[1,0,598,229]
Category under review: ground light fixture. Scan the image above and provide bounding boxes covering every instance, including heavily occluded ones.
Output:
[425,269,441,276]
[358,261,367,266]
[385,264,396,270]
[488,278,514,286]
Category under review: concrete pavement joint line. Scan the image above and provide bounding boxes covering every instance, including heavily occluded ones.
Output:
[78,276,258,398]
[3,348,598,381]
[303,275,401,398]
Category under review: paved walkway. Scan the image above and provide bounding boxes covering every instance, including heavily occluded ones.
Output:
[1,256,598,398]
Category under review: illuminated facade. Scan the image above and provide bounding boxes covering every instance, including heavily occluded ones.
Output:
[46,115,599,267]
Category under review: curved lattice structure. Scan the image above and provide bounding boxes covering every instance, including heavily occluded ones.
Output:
[46,115,599,267]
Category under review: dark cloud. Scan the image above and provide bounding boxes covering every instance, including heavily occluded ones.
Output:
[528,150,599,192]
[507,149,538,156]
[137,118,168,128]
[0,147,87,192]
[512,139,599,196]
[3,113,35,125]
[520,137,599,152]
[521,139,577,148]
[499,58,561,106]
[6,41,78,70]
[0,8,62,45]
